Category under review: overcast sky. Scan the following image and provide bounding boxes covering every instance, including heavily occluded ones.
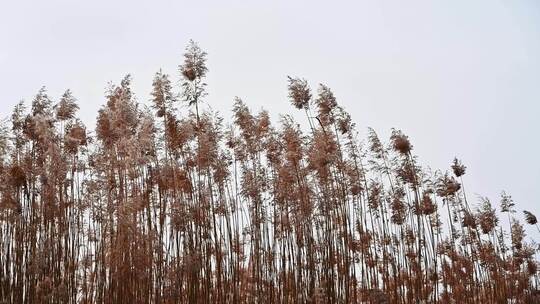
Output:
[1,1,539,235]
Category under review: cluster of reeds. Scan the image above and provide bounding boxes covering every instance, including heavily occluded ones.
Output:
[1,40,539,303]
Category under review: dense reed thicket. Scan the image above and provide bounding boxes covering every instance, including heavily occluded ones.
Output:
[1,40,539,303]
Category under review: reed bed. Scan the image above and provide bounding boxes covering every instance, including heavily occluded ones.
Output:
[0,40,539,303]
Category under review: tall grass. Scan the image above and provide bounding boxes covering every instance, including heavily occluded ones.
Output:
[0,40,539,303]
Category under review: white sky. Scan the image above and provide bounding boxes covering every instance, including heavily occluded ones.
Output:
[1,1,539,236]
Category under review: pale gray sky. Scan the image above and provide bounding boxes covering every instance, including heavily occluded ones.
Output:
[1,1,539,234]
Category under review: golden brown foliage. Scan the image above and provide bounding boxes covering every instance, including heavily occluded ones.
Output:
[0,41,539,304]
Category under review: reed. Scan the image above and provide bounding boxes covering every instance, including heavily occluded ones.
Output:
[0,41,538,303]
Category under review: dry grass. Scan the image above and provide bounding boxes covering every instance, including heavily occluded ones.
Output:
[0,41,539,304]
